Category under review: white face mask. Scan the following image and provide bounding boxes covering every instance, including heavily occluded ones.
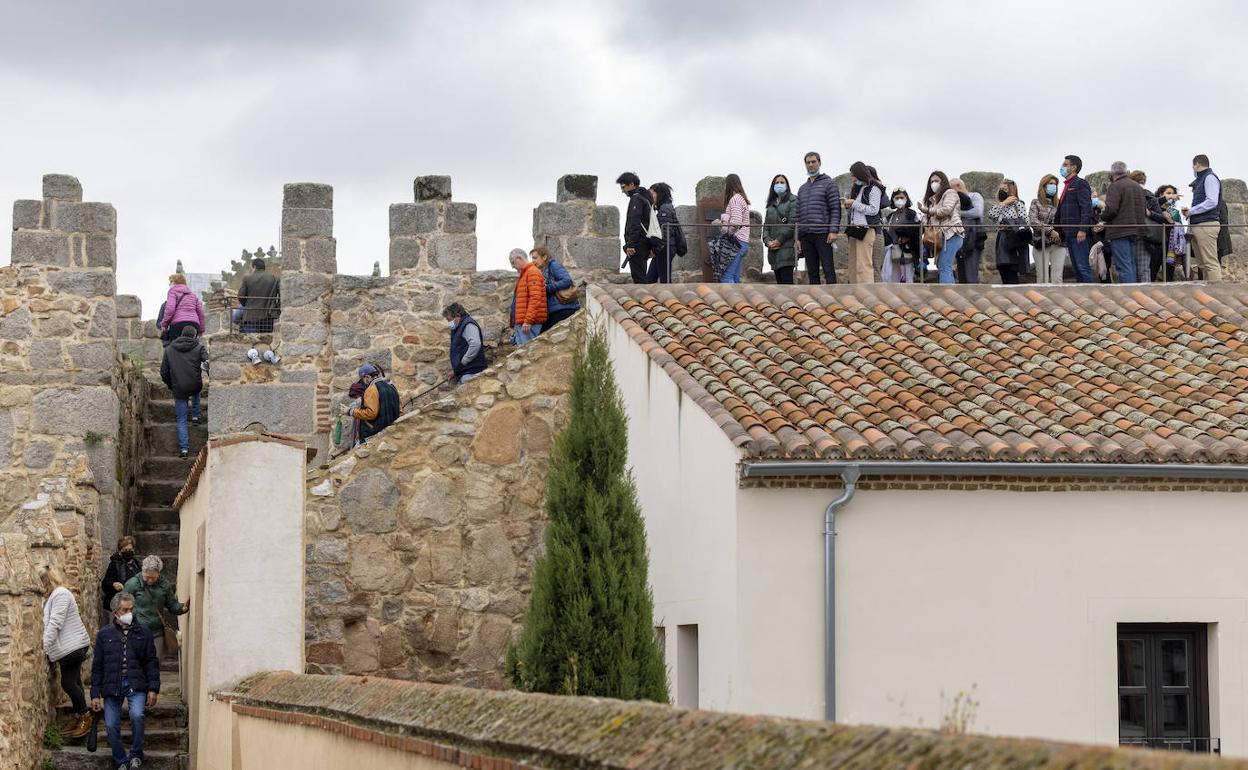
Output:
[117,612,133,626]
[447,319,457,330]
[930,181,941,193]
[893,198,906,208]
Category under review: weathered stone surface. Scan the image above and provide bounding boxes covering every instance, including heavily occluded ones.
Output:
[0,408,11,467]
[414,175,452,201]
[32,386,119,435]
[68,342,115,370]
[404,472,458,526]
[462,613,513,669]
[282,207,333,238]
[43,173,82,201]
[0,306,31,339]
[556,174,598,203]
[114,294,141,319]
[312,537,347,564]
[207,383,315,435]
[301,237,337,273]
[533,202,587,237]
[470,402,524,465]
[46,270,115,297]
[428,235,477,271]
[390,203,438,236]
[22,440,55,469]
[11,230,70,266]
[279,272,331,308]
[695,175,727,203]
[349,535,410,592]
[343,617,380,673]
[567,236,621,271]
[592,205,620,236]
[415,528,463,586]
[12,200,42,230]
[340,469,400,533]
[88,300,117,339]
[465,525,517,583]
[388,236,425,272]
[443,202,477,234]
[1223,177,1248,204]
[50,201,116,234]
[284,182,333,209]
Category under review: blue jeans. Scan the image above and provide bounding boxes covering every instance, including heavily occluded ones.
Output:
[104,683,147,765]
[722,239,749,283]
[937,233,964,284]
[513,324,542,346]
[174,393,201,453]
[1065,233,1093,283]
[1109,237,1137,283]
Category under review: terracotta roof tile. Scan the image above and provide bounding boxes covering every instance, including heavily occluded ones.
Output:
[592,283,1248,464]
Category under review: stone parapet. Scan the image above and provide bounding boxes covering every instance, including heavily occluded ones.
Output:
[532,175,620,272]
[389,175,478,273]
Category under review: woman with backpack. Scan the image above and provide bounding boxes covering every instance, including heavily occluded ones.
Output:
[841,162,885,283]
[713,174,751,283]
[917,171,964,284]
[647,182,687,284]
[988,178,1031,284]
[763,174,798,285]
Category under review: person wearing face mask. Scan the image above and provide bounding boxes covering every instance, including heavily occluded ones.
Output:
[795,151,842,284]
[950,178,985,283]
[987,179,1031,284]
[763,174,798,284]
[917,171,964,284]
[841,161,884,283]
[1054,154,1095,282]
[442,302,488,384]
[91,592,160,770]
[101,536,142,612]
[1155,184,1188,281]
[883,188,921,283]
[1029,175,1067,283]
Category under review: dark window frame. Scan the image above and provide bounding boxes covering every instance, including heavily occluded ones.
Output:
[1117,623,1211,752]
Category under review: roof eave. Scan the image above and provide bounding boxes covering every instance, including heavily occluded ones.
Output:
[740,460,1248,481]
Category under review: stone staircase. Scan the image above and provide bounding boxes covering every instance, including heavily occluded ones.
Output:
[50,384,200,768]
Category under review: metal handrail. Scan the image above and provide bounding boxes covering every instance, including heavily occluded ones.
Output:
[222,293,280,335]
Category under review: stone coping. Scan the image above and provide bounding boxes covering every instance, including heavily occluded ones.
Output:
[226,672,1240,769]
[172,432,309,510]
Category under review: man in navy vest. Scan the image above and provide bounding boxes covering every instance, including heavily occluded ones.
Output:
[443,302,488,384]
[1188,154,1223,282]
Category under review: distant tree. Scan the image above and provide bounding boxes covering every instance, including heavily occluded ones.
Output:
[507,325,669,702]
[221,246,279,290]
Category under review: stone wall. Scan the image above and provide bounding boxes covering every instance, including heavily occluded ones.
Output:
[301,315,579,686]
[389,175,478,273]
[532,174,620,272]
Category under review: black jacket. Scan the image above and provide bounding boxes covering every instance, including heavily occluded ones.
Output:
[654,202,687,262]
[100,553,141,611]
[622,187,653,264]
[160,334,207,399]
[1055,175,1094,237]
[90,621,160,698]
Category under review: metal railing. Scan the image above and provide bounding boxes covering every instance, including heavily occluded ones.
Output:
[658,219,1238,285]
[1121,736,1220,753]
[222,293,280,334]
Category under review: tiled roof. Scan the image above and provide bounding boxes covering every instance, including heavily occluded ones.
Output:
[592,283,1248,464]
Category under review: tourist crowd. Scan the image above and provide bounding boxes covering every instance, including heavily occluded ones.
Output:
[612,153,1232,286]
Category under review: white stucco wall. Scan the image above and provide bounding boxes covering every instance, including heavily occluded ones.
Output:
[596,299,743,710]
[734,485,1248,756]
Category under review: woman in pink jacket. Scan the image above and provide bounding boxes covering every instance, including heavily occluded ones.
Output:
[160,273,205,340]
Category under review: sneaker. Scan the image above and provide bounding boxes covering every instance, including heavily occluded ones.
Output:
[118,765,128,770]
[262,349,281,364]
[246,348,261,364]
[129,757,143,769]
[179,450,189,459]
[191,415,201,424]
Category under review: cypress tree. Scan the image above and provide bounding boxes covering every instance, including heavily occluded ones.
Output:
[507,325,668,702]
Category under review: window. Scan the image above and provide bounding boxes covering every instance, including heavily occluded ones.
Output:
[1117,624,1214,752]
[677,624,699,709]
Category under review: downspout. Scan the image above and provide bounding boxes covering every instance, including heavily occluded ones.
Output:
[824,465,859,722]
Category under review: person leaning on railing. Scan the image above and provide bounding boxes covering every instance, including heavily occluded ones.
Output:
[1029,175,1066,283]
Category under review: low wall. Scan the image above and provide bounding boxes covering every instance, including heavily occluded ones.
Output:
[200,671,1244,770]
[302,314,579,685]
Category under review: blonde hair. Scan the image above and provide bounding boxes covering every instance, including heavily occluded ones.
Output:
[168,273,187,285]
[38,565,65,593]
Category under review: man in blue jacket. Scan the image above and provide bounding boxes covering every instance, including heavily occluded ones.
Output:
[90,592,160,770]
[1055,154,1095,283]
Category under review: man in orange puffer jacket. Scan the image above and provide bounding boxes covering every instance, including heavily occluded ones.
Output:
[508,248,548,345]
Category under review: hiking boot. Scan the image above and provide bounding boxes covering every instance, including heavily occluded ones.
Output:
[64,712,92,739]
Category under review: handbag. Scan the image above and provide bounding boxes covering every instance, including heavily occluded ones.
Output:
[845,225,869,240]
[85,710,101,752]
[707,233,741,281]
[160,293,185,342]
[160,611,181,656]
[555,284,580,303]
[921,224,945,251]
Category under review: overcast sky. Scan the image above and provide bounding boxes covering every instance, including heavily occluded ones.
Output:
[3,1,1245,314]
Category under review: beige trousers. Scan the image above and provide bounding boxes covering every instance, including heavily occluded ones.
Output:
[1033,244,1068,283]
[1190,221,1222,281]
[848,227,876,283]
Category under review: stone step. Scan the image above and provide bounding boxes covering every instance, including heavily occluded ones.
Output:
[134,531,180,557]
[147,399,209,424]
[142,458,196,484]
[57,701,186,732]
[51,746,185,769]
[146,423,207,456]
[134,507,180,531]
[139,480,184,507]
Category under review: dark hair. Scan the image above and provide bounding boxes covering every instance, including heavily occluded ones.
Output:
[766,174,792,209]
[251,258,266,271]
[441,302,466,320]
[926,170,951,202]
[615,172,640,187]
[1155,184,1177,198]
[849,161,871,183]
[1193,154,1210,167]
[1063,154,1083,173]
[651,182,673,208]
[804,151,821,163]
[890,188,911,208]
[723,174,750,207]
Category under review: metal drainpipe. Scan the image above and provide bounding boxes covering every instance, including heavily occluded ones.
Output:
[824,465,859,722]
